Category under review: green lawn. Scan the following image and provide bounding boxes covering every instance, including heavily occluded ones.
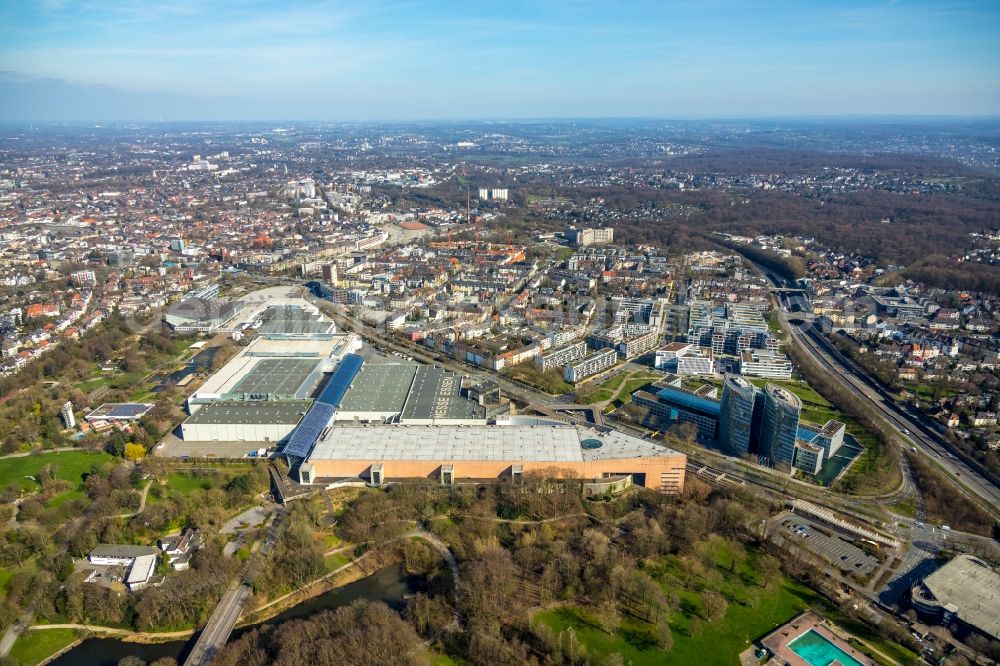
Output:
[9,629,78,666]
[0,558,40,601]
[748,378,831,409]
[428,652,468,666]
[324,553,351,572]
[162,466,256,496]
[502,364,573,395]
[78,375,114,391]
[0,450,113,497]
[46,487,87,508]
[579,371,661,406]
[164,472,219,495]
[540,575,821,665]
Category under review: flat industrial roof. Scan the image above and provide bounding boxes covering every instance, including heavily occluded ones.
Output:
[923,555,1000,639]
[260,319,335,336]
[256,305,336,336]
[231,358,320,396]
[192,335,346,398]
[183,400,312,425]
[337,362,417,414]
[401,366,484,421]
[309,424,681,463]
[336,362,486,421]
[126,554,158,585]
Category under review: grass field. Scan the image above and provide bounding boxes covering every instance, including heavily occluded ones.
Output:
[0,558,39,604]
[161,466,258,497]
[578,370,661,406]
[536,576,818,665]
[536,538,820,665]
[324,553,351,572]
[748,378,831,412]
[428,652,467,666]
[9,628,78,666]
[0,450,113,497]
[164,472,216,495]
[78,375,114,391]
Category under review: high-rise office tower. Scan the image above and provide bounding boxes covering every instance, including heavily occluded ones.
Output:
[759,383,801,467]
[719,374,758,456]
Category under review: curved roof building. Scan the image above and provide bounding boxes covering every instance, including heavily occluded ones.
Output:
[759,383,802,467]
[719,374,758,457]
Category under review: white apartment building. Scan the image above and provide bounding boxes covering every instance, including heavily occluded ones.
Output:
[738,350,793,380]
[535,341,588,372]
[564,348,618,383]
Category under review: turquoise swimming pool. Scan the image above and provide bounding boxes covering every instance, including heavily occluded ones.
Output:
[788,628,865,666]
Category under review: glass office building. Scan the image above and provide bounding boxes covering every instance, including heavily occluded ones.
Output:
[759,383,802,467]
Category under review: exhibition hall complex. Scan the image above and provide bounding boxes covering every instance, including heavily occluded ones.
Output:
[175,289,686,494]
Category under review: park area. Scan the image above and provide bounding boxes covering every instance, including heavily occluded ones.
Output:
[575,369,662,408]
[534,536,916,666]
[534,539,819,665]
[9,628,78,666]
[0,450,113,505]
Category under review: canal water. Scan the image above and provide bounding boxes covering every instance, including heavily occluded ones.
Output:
[49,564,423,666]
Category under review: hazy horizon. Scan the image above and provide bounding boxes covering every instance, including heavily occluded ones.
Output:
[1,1,999,122]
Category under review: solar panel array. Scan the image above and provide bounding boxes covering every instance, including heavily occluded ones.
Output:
[282,354,364,463]
[317,353,364,406]
[282,402,336,464]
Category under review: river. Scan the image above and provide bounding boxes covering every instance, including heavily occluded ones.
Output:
[48,564,424,666]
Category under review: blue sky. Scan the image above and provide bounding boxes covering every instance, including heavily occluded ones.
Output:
[1,0,998,120]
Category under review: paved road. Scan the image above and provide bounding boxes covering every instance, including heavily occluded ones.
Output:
[779,297,1000,519]
[750,261,1000,520]
[0,612,31,657]
[183,508,285,666]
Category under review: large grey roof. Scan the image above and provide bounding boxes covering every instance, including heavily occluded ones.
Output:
[400,366,485,421]
[337,362,417,414]
[89,544,159,559]
[334,362,486,421]
[230,358,320,396]
[923,555,1000,640]
[184,400,312,425]
[309,424,681,463]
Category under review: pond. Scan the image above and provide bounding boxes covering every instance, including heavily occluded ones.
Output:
[48,564,423,666]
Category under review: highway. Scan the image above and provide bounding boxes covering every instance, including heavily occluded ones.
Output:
[764,270,1000,521]
[183,508,285,666]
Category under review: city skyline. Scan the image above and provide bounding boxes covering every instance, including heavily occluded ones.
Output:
[1,0,999,121]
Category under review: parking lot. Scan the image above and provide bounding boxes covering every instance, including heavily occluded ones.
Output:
[779,517,878,576]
